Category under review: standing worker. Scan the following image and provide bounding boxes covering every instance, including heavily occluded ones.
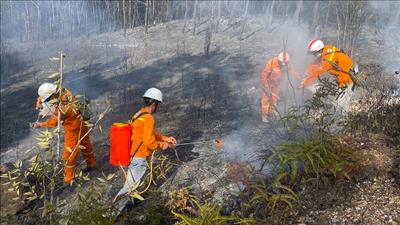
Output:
[300,39,357,111]
[113,88,177,213]
[261,52,302,124]
[34,83,96,183]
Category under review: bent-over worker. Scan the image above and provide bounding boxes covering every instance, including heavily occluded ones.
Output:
[300,39,357,111]
[34,83,96,183]
[300,39,355,92]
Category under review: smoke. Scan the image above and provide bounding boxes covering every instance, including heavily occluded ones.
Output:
[2,1,399,160]
[367,1,400,72]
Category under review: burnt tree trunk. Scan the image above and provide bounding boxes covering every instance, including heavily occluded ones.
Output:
[192,0,198,35]
[182,0,188,33]
[145,0,149,34]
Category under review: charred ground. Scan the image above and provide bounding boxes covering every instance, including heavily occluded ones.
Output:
[1,9,399,225]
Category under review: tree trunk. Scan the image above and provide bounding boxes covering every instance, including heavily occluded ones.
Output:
[335,1,365,57]
[216,0,221,32]
[311,1,320,36]
[192,0,198,35]
[294,0,302,24]
[145,0,149,34]
[24,1,30,41]
[152,0,156,25]
[182,0,188,33]
[240,0,249,40]
[133,0,137,28]
[267,0,275,28]
[123,0,126,35]
[325,1,331,27]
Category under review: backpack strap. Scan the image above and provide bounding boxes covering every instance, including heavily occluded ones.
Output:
[129,111,150,157]
[129,111,149,123]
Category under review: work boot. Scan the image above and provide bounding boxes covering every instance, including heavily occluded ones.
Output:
[82,166,96,173]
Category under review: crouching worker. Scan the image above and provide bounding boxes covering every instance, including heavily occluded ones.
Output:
[113,88,177,213]
[34,83,96,183]
[300,39,359,112]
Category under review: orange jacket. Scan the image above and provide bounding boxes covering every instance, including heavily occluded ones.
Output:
[261,57,301,89]
[130,108,167,158]
[38,88,81,132]
[303,45,353,88]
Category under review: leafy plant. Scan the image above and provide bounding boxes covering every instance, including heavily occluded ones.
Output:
[172,199,253,225]
[1,53,110,224]
[240,78,364,223]
[345,70,400,144]
[280,78,345,140]
[248,181,298,216]
[59,185,123,225]
[167,187,253,225]
[124,191,172,225]
[266,133,361,187]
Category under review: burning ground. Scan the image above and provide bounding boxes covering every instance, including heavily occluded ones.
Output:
[1,11,400,225]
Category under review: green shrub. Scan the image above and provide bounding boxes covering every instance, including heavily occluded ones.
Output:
[58,186,122,225]
[172,199,254,225]
[345,70,400,144]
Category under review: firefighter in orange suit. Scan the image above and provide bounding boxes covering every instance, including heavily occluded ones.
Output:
[113,87,177,213]
[34,83,96,183]
[300,39,354,92]
[261,52,302,123]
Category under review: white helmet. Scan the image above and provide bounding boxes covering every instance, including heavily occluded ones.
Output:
[278,52,290,65]
[38,83,57,101]
[307,39,324,54]
[143,88,163,102]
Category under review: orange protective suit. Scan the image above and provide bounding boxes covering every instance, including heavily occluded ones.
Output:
[261,57,301,120]
[302,45,353,88]
[130,108,167,158]
[37,88,96,183]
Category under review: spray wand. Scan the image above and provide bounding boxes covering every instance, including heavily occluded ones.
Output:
[170,139,224,148]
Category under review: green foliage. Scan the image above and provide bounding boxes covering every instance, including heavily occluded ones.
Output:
[345,70,400,144]
[271,78,359,185]
[241,78,364,223]
[0,130,63,205]
[0,54,111,224]
[126,191,171,225]
[345,95,400,144]
[280,78,345,139]
[167,188,254,225]
[59,186,123,225]
[172,199,253,225]
[267,134,359,184]
[247,182,298,217]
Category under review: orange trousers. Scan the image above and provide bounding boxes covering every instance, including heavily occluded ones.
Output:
[63,126,96,183]
[261,84,280,120]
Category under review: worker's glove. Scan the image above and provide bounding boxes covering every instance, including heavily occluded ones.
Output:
[33,122,42,129]
[161,141,169,150]
[166,137,177,148]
